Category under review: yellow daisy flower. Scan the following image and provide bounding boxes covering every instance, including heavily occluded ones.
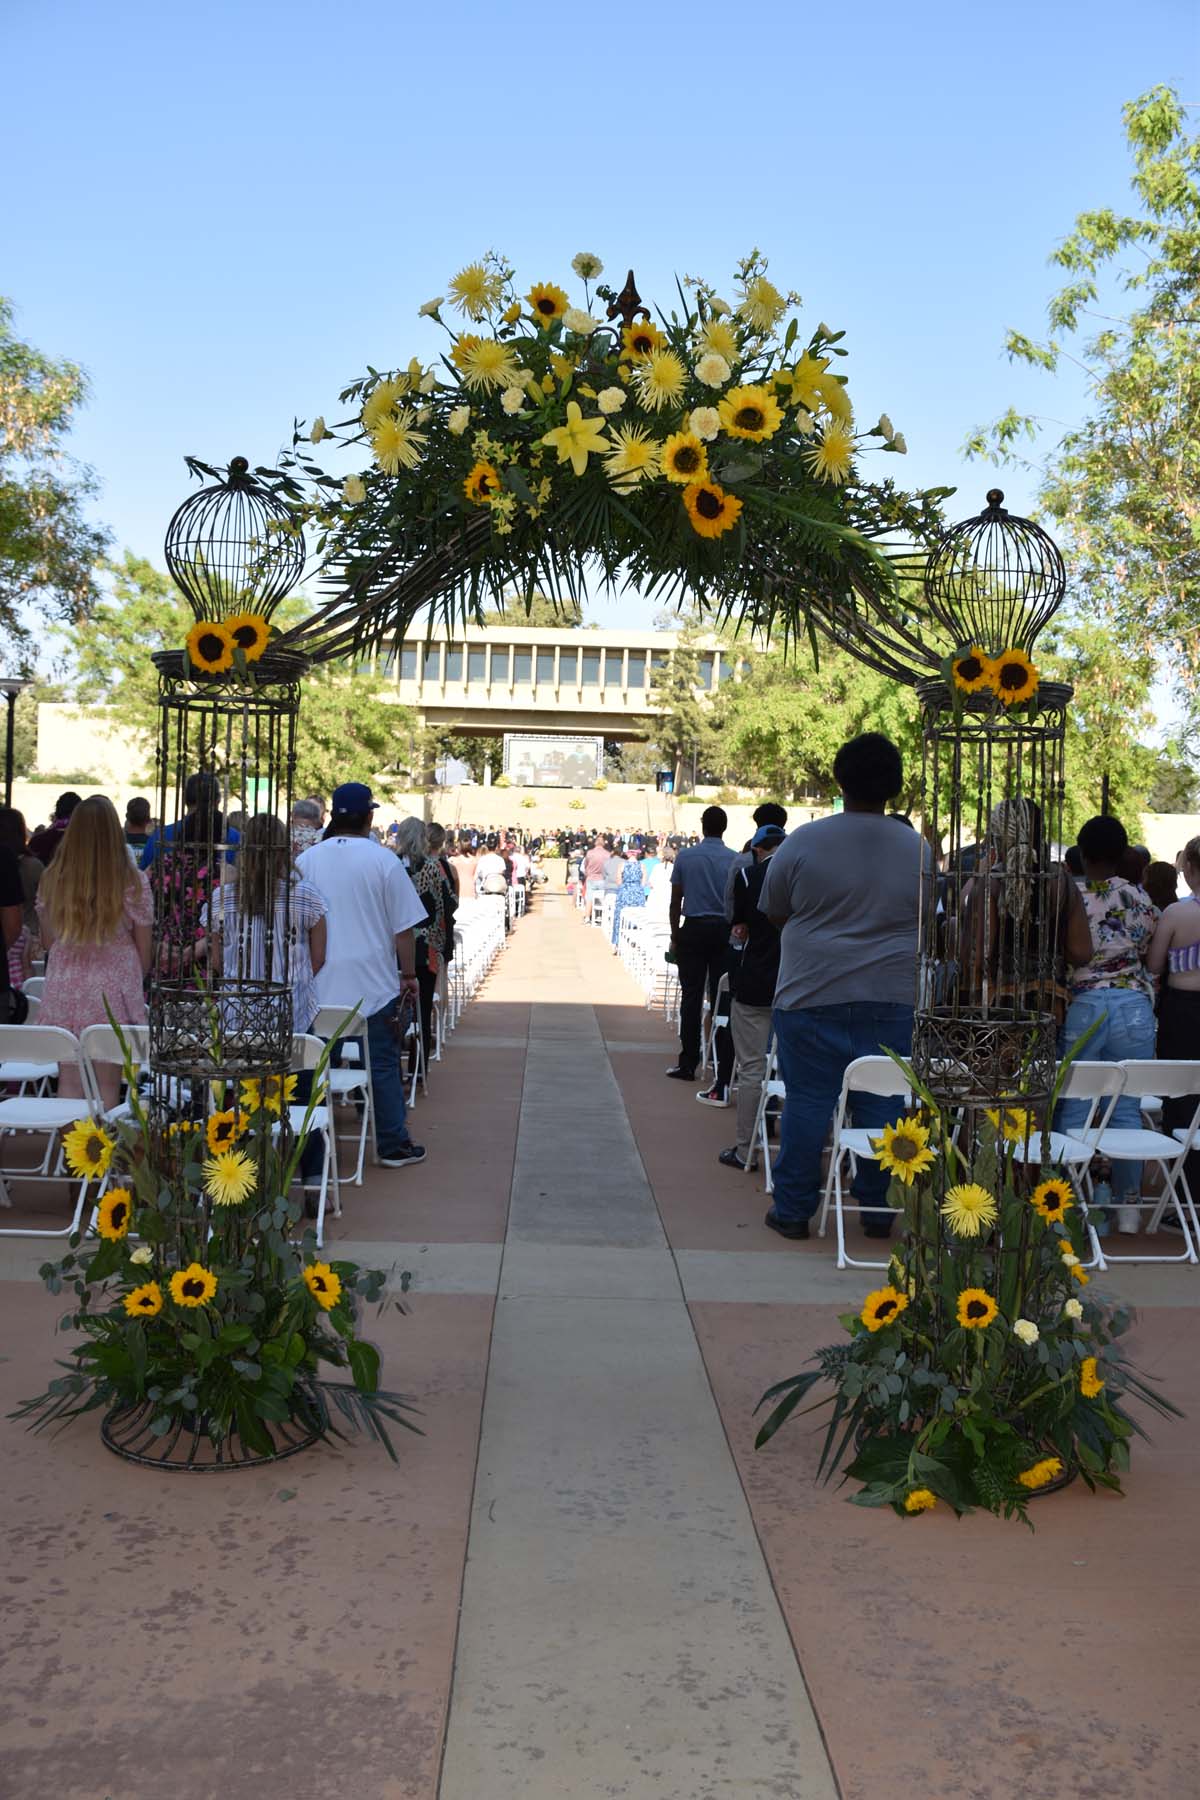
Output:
[872,1118,935,1186]
[986,1104,1034,1144]
[622,320,665,361]
[682,479,743,539]
[123,1281,163,1319]
[950,647,995,694]
[1017,1456,1063,1490]
[169,1263,218,1308]
[603,425,660,489]
[454,336,518,395]
[941,1182,998,1239]
[96,1187,133,1241]
[992,648,1039,706]
[1031,1177,1074,1223]
[304,1261,343,1311]
[185,621,235,676]
[205,1110,248,1155]
[1080,1356,1105,1399]
[203,1149,257,1208]
[804,421,855,486]
[527,282,569,327]
[738,274,786,333]
[660,431,709,486]
[956,1287,999,1330]
[238,1074,297,1117]
[361,378,406,430]
[371,408,428,475]
[718,384,784,442]
[63,1119,115,1181]
[698,317,739,363]
[463,460,502,507]
[636,349,687,412]
[541,401,609,477]
[224,612,271,663]
[860,1285,909,1332]
[903,1488,937,1513]
[448,261,503,320]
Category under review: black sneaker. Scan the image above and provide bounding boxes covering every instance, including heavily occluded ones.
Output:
[764,1209,810,1241]
[718,1146,747,1170]
[696,1084,730,1108]
[665,1065,697,1081]
[378,1141,427,1168]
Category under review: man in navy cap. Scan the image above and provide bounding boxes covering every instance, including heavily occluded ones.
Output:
[298,782,430,1168]
[719,822,786,1171]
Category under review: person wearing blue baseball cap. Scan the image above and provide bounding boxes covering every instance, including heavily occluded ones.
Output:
[718,823,786,1171]
[297,782,430,1168]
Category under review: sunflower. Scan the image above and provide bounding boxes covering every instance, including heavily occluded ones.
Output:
[661,432,709,486]
[804,421,855,486]
[96,1187,133,1241]
[950,646,995,694]
[463,460,503,506]
[992,648,1039,706]
[698,317,739,363]
[371,408,428,475]
[1080,1356,1105,1399]
[203,1149,257,1208]
[304,1261,343,1311]
[986,1104,1034,1144]
[205,1109,248,1155]
[63,1119,115,1180]
[718,385,784,442]
[622,319,665,361]
[682,480,743,540]
[224,612,271,663]
[903,1488,937,1514]
[637,349,687,412]
[1017,1456,1063,1491]
[185,621,235,676]
[1031,1177,1074,1223]
[361,378,405,430]
[941,1182,999,1238]
[860,1285,910,1332]
[454,336,518,394]
[123,1281,163,1319]
[603,425,660,489]
[238,1073,297,1117]
[448,261,502,320]
[169,1263,218,1308]
[871,1117,935,1186]
[956,1287,999,1330]
[527,282,569,327]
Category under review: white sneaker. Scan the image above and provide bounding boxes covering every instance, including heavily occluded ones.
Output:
[1116,1204,1140,1235]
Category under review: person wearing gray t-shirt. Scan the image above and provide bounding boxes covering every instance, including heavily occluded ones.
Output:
[758,733,925,1242]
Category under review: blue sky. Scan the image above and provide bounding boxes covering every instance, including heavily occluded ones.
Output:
[4,0,1196,646]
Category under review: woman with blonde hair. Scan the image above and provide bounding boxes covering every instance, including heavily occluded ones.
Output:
[37,795,153,1103]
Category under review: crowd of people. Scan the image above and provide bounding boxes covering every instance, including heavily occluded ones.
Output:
[0,782,535,1176]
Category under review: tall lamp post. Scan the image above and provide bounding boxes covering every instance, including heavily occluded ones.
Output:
[0,678,31,809]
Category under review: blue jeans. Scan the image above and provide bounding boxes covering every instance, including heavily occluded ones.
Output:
[771,1002,914,1227]
[367,999,412,1156]
[1055,988,1156,1200]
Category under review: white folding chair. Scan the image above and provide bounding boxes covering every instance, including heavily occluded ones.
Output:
[21,976,45,1003]
[1007,1061,1126,1268]
[0,1024,91,1236]
[703,973,731,1084]
[749,1044,787,1193]
[309,1004,372,1188]
[289,1032,341,1249]
[1092,1059,1200,1265]
[814,1055,912,1270]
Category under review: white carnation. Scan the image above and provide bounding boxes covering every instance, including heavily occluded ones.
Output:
[793,408,816,436]
[1063,1298,1084,1321]
[873,413,894,440]
[695,352,731,388]
[891,432,907,454]
[501,386,526,415]
[1012,1319,1040,1346]
[448,406,470,436]
[689,406,720,442]
[597,387,626,415]
[129,1244,154,1267]
[419,296,444,317]
[342,474,366,505]
[309,416,327,443]
[571,252,603,280]
[418,370,438,394]
[562,307,598,336]
[709,296,731,317]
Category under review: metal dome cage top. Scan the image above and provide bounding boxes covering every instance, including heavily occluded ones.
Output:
[164,455,306,624]
[922,489,1066,656]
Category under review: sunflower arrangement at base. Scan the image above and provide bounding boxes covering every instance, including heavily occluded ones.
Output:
[13,1024,416,1461]
[281,250,947,656]
[755,1068,1179,1525]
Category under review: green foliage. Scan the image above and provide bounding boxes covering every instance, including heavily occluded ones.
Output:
[482,590,582,629]
[293,666,415,798]
[1042,616,1158,833]
[0,296,110,659]
[10,678,66,779]
[648,623,723,791]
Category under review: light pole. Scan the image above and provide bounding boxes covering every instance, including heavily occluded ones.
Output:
[0,678,31,809]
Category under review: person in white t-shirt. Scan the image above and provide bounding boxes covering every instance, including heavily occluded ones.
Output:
[297,782,429,1169]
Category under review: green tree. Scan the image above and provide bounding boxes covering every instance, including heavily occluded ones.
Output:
[483,591,582,628]
[293,666,416,797]
[11,678,67,778]
[964,87,1200,716]
[1043,618,1158,834]
[0,296,110,657]
[647,625,723,792]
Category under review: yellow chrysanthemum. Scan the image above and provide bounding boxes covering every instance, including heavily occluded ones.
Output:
[986,1104,1034,1144]
[541,400,609,477]
[224,612,271,663]
[527,282,569,327]
[861,1285,910,1332]
[1080,1356,1105,1399]
[304,1261,343,1311]
[361,378,405,430]
[682,479,743,539]
[903,1488,937,1514]
[449,261,503,320]
[956,1288,999,1330]
[167,1119,200,1138]
[185,621,235,675]
[96,1187,133,1241]
[239,1073,297,1117]
[63,1119,115,1180]
[805,421,856,486]
[814,371,853,424]
[169,1262,218,1308]
[941,1182,999,1239]
[992,648,1039,706]
[951,647,995,694]
[786,353,829,409]
[454,336,518,395]
[636,349,687,412]
[738,275,786,333]
[622,319,665,361]
[698,317,739,363]
[549,350,577,383]
[872,1118,935,1186]
[205,1109,248,1155]
[371,408,428,475]
[1017,1456,1063,1491]
[463,460,502,507]
[603,425,660,489]
[718,384,784,442]
[1031,1177,1074,1223]
[203,1149,257,1208]
[123,1281,163,1319]
[660,431,709,486]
